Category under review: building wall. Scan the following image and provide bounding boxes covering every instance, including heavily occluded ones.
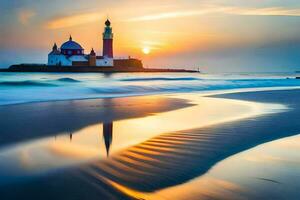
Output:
[48,55,143,68]
[72,61,89,66]
[48,55,58,65]
[48,55,88,66]
[69,55,88,62]
[113,58,143,68]
[89,55,96,66]
[96,57,113,67]
[48,55,72,66]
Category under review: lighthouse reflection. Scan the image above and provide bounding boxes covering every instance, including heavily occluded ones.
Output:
[68,121,113,157]
[103,122,113,157]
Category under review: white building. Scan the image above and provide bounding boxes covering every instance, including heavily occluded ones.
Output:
[48,20,114,67]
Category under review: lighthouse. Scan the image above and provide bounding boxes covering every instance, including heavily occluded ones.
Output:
[47,19,142,68]
[102,19,113,58]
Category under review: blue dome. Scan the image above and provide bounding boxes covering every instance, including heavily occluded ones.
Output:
[60,37,83,50]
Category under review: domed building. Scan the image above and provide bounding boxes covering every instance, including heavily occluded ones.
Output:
[48,20,114,67]
[60,36,84,56]
[47,19,143,69]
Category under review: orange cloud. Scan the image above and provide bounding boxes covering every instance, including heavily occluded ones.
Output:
[18,9,36,25]
[126,6,300,21]
[227,6,300,17]
[45,12,103,29]
[125,9,217,21]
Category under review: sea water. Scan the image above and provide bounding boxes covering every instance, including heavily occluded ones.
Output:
[0,72,300,105]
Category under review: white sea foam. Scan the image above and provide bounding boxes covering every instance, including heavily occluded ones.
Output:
[0,72,300,105]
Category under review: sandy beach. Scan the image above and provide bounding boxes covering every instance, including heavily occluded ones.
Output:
[2,0,300,198]
[0,89,300,199]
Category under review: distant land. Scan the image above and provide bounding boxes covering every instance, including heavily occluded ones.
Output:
[0,64,198,73]
[1,19,198,73]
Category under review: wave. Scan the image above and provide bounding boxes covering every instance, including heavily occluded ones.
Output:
[0,80,55,87]
[86,79,300,101]
[1,73,300,106]
[56,78,80,82]
[120,77,201,82]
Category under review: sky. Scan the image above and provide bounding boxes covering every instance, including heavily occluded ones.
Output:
[1,0,300,72]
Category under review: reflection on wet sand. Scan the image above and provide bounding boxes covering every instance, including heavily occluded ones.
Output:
[0,91,290,200]
[103,122,113,157]
[150,134,300,200]
[67,122,114,157]
[0,94,271,177]
[68,121,113,157]
[78,90,300,199]
[65,89,300,200]
[0,95,192,147]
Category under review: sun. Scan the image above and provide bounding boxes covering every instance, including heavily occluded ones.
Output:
[142,47,151,55]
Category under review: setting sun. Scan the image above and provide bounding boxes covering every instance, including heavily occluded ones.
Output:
[142,47,150,55]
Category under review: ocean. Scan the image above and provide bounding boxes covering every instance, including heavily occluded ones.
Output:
[1,72,300,105]
[1,72,300,199]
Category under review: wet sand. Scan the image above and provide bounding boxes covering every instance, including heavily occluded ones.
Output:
[0,89,299,199]
[0,95,193,147]
[152,134,300,200]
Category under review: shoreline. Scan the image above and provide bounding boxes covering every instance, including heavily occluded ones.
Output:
[0,95,193,148]
[0,89,299,199]
[1,85,300,107]
[78,89,300,197]
[0,95,268,161]
[150,133,300,199]
[0,90,284,148]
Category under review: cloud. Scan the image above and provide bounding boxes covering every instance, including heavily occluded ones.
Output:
[44,6,300,28]
[227,7,300,17]
[125,9,218,21]
[45,12,103,29]
[126,6,300,22]
[18,9,36,25]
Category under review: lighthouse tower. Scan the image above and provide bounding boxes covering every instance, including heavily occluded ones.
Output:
[102,19,113,58]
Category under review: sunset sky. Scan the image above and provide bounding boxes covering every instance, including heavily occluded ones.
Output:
[1,0,300,72]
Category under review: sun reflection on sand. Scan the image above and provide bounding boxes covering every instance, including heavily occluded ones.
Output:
[146,134,300,200]
[0,94,285,177]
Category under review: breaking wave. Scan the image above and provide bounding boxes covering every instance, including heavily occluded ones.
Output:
[0,80,55,87]
[120,77,201,82]
[56,78,80,82]
[0,72,300,105]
